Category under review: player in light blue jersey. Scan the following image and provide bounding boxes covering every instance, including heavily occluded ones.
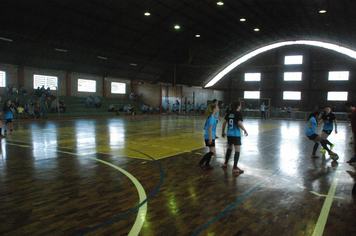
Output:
[198,104,218,170]
[221,101,248,173]
[318,106,337,154]
[306,111,336,158]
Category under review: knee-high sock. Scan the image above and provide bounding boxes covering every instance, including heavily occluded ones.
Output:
[312,143,319,155]
[206,152,214,166]
[233,152,240,169]
[320,140,331,154]
[200,151,213,165]
[225,148,232,164]
[325,140,332,146]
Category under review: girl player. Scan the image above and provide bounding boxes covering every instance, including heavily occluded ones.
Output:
[3,99,15,135]
[221,101,248,173]
[318,106,337,154]
[198,104,218,170]
[306,111,338,159]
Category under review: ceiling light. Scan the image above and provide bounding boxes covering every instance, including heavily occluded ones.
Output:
[54,48,67,52]
[0,37,13,42]
[97,56,107,60]
[144,12,151,16]
[174,25,180,29]
[217,1,224,6]
[240,18,246,22]
[130,63,137,66]
[254,28,260,32]
[319,10,326,13]
[195,34,201,38]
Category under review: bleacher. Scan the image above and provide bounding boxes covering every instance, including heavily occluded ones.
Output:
[1,94,146,120]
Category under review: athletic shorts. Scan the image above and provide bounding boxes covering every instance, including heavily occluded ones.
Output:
[227,136,241,146]
[5,119,13,124]
[322,130,332,135]
[205,139,215,147]
[307,134,319,140]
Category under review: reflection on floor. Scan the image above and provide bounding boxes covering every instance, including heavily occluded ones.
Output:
[0,116,356,235]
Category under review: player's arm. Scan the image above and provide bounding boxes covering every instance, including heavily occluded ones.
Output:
[208,125,213,144]
[238,121,248,136]
[334,119,338,134]
[308,120,313,129]
[222,120,227,138]
[317,119,323,125]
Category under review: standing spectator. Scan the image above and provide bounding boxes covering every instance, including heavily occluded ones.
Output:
[28,100,36,119]
[195,103,200,115]
[39,93,48,119]
[260,102,267,119]
[200,103,206,115]
[345,102,356,163]
[94,96,102,108]
[51,99,59,113]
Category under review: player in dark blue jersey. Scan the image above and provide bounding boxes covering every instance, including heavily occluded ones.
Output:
[318,106,337,154]
[221,101,248,173]
[198,104,218,170]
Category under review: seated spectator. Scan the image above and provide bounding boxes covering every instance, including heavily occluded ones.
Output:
[94,96,102,108]
[86,96,93,108]
[17,103,27,119]
[59,99,66,112]
[108,104,116,112]
[200,103,206,115]
[12,97,20,110]
[129,92,138,101]
[51,99,59,113]
[149,106,153,114]
[18,85,27,95]
[28,101,36,119]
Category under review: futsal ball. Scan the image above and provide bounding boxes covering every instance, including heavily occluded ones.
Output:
[331,153,339,161]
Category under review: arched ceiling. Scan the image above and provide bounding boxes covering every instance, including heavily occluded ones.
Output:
[1,0,355,87]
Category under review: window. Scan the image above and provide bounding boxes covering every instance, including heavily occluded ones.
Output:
[0,71,5,87]
[328,71,349,81]
[284,55,303,65]
[244,91,260,99]
[244,73,261,81]
[283,91,301,100]
[33,74,58,90]
[78,79,96,92]
[327,92,348,101]
[284,72,302,81]
[111,82,126,94]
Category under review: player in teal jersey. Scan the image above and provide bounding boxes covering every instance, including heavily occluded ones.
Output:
[198,104,218,170]
[318,106,337,154]
[221,101,248,173]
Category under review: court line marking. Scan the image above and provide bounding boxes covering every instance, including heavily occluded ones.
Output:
[5,141,165,236]
[191,143,313,236]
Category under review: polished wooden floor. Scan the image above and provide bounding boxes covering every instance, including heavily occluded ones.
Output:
[1,115,356,236]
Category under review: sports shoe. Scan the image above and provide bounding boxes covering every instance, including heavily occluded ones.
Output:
[232,167,244,173]
[320,149,326,154]
[198,163,205,169]
[204,165,214,170]
[330,144,335,150]
[221,163,228,168]
[347,158,356,163]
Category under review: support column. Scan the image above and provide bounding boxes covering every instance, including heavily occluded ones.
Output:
[66,72,71,96]
[18,66,24,86]
[103,77,107,98]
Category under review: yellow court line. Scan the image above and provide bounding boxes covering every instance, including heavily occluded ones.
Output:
[312,169,341,236]
[6,142,147,236]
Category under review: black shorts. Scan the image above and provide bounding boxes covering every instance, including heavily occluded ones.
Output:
[307,134,319,140]
[205,139,215,147]
[227,136,241,146]
[322,130,332,135]
[5,119,13,124]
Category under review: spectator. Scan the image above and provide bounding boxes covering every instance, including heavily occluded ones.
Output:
[51,99,59,113]
[94,96,102,108]
[86,96,93,108]
[200,103,206,115]
[18,85,27,95]
[17,103,27,119]
[59,99,66,112]
[108,104,116,112]
[28,100,36,119]
[39,93,47,119]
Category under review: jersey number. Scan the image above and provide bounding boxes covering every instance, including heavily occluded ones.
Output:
[229,119,234,129]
